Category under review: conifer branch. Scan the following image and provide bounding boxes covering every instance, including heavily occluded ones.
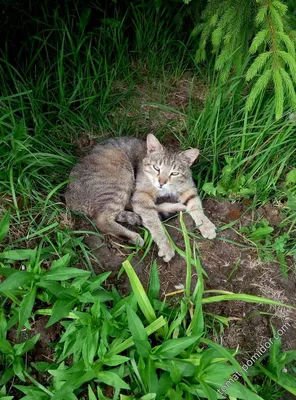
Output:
[193,0,296,119]
[246,0,296,119]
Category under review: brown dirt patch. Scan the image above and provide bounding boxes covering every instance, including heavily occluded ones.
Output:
[8,316,61,363]
[82,199,296,356]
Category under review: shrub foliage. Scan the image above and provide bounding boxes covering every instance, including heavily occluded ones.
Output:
[193,0,296,119]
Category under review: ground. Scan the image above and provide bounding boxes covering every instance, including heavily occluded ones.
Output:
[2,71,295,399]
[68,73,296,358]
[76,198,296,359]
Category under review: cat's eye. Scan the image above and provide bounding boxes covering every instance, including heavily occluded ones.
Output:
[153,165,160,172]
[170,172,179,176]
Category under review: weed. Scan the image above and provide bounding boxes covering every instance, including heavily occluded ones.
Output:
[1,212,295,398]
[0,2,296,398]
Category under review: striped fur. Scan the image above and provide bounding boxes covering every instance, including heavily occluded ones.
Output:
[65,134,216,261]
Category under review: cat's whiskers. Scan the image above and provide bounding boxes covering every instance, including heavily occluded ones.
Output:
[66,133,217,263]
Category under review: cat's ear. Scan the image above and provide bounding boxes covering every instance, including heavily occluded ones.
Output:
[147,134,163,154]
[180,148,199,166]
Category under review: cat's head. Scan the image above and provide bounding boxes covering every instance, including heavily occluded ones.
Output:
[142,134,199,191]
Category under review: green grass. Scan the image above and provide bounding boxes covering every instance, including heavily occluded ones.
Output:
[1,2,296,399]
[1,211,295,399]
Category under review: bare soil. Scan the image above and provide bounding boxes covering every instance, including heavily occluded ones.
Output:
[82,199,296,357]
[3,73,295,398]
[77,73,296,357]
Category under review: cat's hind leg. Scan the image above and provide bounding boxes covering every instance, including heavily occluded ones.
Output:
[94,212,144,246]
[115,211,142,226]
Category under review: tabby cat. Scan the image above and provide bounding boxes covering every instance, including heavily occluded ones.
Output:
[65,134,216,262]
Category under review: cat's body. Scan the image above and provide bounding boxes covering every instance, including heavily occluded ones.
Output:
[65,134,216,262]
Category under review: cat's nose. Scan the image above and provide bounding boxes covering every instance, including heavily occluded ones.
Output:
[159,179,167,187]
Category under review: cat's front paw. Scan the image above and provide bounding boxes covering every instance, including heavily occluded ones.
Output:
[158,243,175,262]
[199,218,217,239]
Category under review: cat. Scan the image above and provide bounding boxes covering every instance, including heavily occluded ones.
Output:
[65,134,216,262]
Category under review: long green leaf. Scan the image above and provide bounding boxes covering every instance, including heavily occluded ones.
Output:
[109,316,166,355]
[0,271,35,292]
[0,249,36,260]
[14,334,40,356]
[50,254,71,270]
[0,210,10,243]
[44,267,90,281]
[0,339,13,354]
[18,285,37,333]
[103,354,130,367]
[202,294,295,309]
[179,212,192,298]
[200,338,256,392]
[97,371,130,390]
[147,260,160,301]
[46,298,77,327]
[123,260,156,323]
[188,250,204,337]
[88,385,97,400]
[154,335,200,359]
[126,304,151,358]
